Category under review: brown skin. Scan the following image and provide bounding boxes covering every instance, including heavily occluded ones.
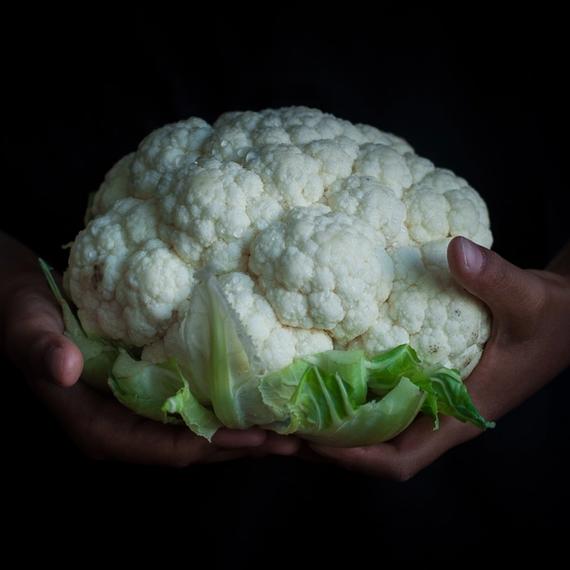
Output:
[309,237,570,480]
[0,232,300,466]
[2,233,569,473]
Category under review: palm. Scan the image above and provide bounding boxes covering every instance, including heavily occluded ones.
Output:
[33,371,251,465]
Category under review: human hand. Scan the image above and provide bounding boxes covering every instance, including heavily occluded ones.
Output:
[309,237,570,480]
[1,266,299,466]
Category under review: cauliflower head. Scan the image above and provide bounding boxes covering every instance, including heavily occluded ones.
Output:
[68,107,491,381]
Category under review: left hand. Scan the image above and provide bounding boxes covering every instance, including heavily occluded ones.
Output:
[308,237,570,480]
[1,262,298,467]
[33,377,299,466]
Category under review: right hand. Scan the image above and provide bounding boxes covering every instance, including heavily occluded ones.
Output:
[2,272,299,466]
[308,237,570,480]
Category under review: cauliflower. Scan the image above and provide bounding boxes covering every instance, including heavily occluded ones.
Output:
[47,107,494,446]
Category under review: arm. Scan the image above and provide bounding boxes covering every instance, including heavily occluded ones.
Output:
[0,231,299,464]
[310,237,570,480]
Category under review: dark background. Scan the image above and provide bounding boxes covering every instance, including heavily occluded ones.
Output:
[3,10,569,563]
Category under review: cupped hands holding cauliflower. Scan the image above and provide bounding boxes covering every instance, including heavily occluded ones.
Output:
[44,107,494,446]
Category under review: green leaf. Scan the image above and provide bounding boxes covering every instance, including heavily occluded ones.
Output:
[303,350,368,406]
[109,350,221,440]
[263,350,424,446]
[39,258,118,391]
[171,290,214,404]
[203,275,274,428]
[261,350,369,431]
[109,351,182,423]
[162,362,221,441]
[421,393,440,431]
[366,344,423,392]
[366,343,493,431]
[297,377,425,447]
[259,359,310,420]
[426,367,495,430]
[290,364,357,432]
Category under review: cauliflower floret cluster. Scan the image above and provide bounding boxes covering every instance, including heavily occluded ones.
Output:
[249,205,394,343]
[67,107,492,377]
[349,241,490,376]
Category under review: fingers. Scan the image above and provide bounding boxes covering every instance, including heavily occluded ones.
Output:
[3,287,83,386]
[250,432,301,457]
[35,379,297,466]
[35,379,229,466]
[263,433,301,455]
[310,442,405,479]
[202,449,250,464]
[213,428,299,455]
[447,237,546,338]
[311,415,479,481]
[213,427,267,448]
[43,338,84,387]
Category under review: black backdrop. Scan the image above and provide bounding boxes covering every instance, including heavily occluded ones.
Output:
[3,10,569,563]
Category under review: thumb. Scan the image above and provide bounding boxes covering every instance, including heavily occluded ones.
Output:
[447,237,545,332]
[3,288,83,387]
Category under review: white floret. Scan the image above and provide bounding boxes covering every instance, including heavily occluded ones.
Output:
[303,137,359,187]
[88,153,135,219]
[404,169,493,247]
[130,117,213,198]
[249,206,394,343]
[244,145,325,207]
[348,304,410,353]
[158,158,282,272]
[353,143,413,198]
[381,132,415,155]
[116,241,195,345]
[327,175,409,246]
[404,153,435,184]
[217,272,333,372]
[66,198,193,346]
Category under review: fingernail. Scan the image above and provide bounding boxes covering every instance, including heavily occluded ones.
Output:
[44,345,64,382]
[458,237,484,273]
